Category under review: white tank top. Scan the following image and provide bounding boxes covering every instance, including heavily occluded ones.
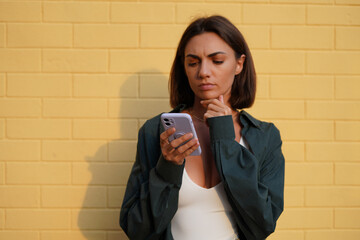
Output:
[171,137,247,240]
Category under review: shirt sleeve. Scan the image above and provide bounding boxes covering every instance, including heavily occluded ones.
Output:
[119,122,184,240]
[207,115,285,240]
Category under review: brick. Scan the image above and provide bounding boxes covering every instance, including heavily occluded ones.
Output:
[284,187,304,207]
[110,50,174,73]
[74,74,138,98]
[0,163,4,185]
[44,2,109,23]
[273,120,334,141]
[335,76,360,100]
[74,24,138,48]
[256,75,269,99]
[267,230,304,240]
[306,230,360,240]
[0,186,39,207]
[0,210,3,228]
[7,119,71,139]
[139,74,169,98]
[271,0,331,2]
[176,3,242,24]
[6,209,69,230]
[0,74,4,96]
[285,163,333,185]
[0,99,41,117]
[108,186,126,208]
[270,75,334,99]
[72,163,133,185]
[73,209,120,230]
[0,2,41,22]
[308,5,360,25]
[42,186,106,208]
[43,99,107,118]
[112,3,174,23]
[252,50,304,74]
[0,49,40,72]
[0,232,38,240]
[0,141,40,161]
[307,101,360,120]
[41,231,106,240]
[336,27,360,50]
[282,142,304,161]
[7,74,72,97]
[336,0,360,4]
[247,100,304,119]
[335,163,360,185]
[307,52,360,74]
[7,163,70,185]
[140,24,185,48]
[272,26,333,49]
[43,50,108,73]
[243,4,305,24]
[108,99,171,118]
[108,140,136,162]
[42,140,107,162]
[335,208,360,228]
[7,23,72,48]
[236,25,270,49]
[307,142,360,162]
[336,121,360,141]
[277,208,332,229]
[0,24,4,47]
[306,187,360,207]
[73,120,137,140]
[0,119,4,139]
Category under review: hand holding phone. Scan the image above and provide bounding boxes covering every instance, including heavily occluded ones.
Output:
[161,113,201,156]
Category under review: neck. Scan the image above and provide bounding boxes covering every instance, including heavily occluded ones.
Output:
[191,98,207,116]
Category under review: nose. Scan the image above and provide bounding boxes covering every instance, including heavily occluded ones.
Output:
[198,61,210,79]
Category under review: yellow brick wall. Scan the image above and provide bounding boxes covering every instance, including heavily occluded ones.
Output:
[0,0,359,239]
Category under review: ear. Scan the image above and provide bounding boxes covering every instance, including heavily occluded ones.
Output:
[235,54,246,75]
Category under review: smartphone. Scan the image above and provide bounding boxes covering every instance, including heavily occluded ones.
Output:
[160,113,201,156]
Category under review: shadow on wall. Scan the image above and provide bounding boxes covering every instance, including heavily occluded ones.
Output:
[77,70,170,240]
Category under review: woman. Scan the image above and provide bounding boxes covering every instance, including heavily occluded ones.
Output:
[120,15,284,240]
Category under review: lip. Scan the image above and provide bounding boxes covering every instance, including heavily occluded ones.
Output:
[198,83,215,91]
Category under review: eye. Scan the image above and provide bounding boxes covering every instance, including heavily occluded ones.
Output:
[213,60,224,65]
[187,62,198,67]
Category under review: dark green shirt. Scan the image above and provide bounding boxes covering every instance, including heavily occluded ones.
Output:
[120,105,285,240]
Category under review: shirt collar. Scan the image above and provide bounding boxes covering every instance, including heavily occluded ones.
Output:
[239,110,261,129]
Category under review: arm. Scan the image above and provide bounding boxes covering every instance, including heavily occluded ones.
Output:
[208,116,285,240]
[119,123,184,240]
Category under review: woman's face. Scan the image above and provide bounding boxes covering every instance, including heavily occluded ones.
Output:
[184,32,245,105]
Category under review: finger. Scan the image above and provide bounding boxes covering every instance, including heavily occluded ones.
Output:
[204,108,232,120]
[160,128,175,143]
[169,132,193,149]
[175,138,199,154]
[200,98,218,106]
[179,140,200,158]
[201,98,226,109]
[219,94,224,103]
[207,102,226,113]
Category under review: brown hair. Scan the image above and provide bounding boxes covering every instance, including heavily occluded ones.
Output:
[169,15,256,109]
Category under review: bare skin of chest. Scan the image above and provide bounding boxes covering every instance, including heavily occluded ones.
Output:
[185,118,242,189]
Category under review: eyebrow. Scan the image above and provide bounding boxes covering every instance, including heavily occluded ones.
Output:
[185,51,226,59]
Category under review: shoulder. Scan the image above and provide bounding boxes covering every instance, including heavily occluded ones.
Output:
[139,114,162,139]
[240,110,282,142]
